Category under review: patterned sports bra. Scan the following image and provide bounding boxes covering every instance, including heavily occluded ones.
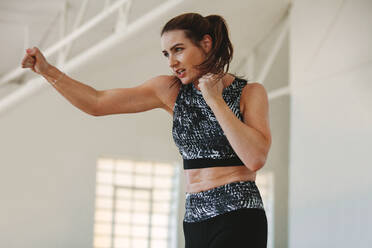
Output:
[172,76,249,170]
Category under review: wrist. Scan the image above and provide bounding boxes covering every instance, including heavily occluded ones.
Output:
[42,65,64,85]
[207,97,225,109]
[42,64,57,78]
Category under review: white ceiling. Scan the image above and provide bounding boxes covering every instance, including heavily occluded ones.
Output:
[0,0,290,97]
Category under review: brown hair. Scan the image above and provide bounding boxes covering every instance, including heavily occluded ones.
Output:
[161,13,234,86]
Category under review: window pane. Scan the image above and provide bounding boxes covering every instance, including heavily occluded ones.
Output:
[116,160,133,173]
[152,213,169,226]
[115,199,132,211]
[115,173,133,186]
[117,188,132,199]
[153,202,170,214]
[132,238,148,248]
[115,212,131,223]
[95,210,112,222]
[97,171,113,184]
[133,189,151,200]
[151,226,169,239]
[97,159,114,171]
[114,237,130,247]
[151,239,168,248]
[132,212,150,225]
[96,185,113,197]
[94,223,112,235]
[134,175,152,188]
[94,236,111,247]
[153,189,172,201]
[132,225,149,238]
[133,200,150,212]
[114,224,131,236]
[154,177,172,188]
[135,162,153,174]
[154,163,174,176]
[95,198,113,209]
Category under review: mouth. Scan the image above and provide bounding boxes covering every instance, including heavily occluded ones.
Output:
[175,69,186,78]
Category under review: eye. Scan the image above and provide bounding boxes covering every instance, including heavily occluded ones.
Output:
[175,47,183,52]
[162,52,169,58]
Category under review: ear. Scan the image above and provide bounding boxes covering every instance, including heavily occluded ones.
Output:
[200,34,213,54]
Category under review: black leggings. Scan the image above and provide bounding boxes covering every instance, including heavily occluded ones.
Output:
[183,208,267,248]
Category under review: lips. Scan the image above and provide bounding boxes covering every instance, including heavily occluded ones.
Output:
[175,68,186,78]
[175,68,185,75]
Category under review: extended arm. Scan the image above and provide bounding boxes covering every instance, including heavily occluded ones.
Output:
[22,47,171,116]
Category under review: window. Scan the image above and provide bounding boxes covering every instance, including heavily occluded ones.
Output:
[93,157,181,248]
[256,172,275,248]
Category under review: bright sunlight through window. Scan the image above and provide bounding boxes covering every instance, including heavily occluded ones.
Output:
[256,171,274,248]
[93,158,181,248]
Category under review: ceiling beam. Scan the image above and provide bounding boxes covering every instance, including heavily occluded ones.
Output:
[0,0,132,86]
[0,0,184,116]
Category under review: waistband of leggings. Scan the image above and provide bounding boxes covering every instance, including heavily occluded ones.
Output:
[184,180,264,222]
[185,180,259,199]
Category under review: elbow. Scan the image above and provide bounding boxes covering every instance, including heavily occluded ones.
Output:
[251,157,266,172]
[90,110,101,117]
[89,106,102,116]
[250,138,271,172]
[91,101,102,116]
[91,90,101,116]
[256,157,267,172]
[89,107,101,116]
[245,153,268,172]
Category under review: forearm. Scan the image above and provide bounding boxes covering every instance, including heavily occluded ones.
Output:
[43,65,99,116]
[209,98,268,171]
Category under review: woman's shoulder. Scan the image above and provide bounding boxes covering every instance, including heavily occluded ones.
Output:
[153,74,175,82]
[150,75,179,89]
[239,81,269,111]
[241,81,267,97]
[149,75,181,113]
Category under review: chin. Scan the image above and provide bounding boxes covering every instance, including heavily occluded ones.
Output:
[179,77,191,85]
[182,75,199,85]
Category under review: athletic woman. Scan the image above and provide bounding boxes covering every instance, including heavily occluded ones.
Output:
[22,12,271,248]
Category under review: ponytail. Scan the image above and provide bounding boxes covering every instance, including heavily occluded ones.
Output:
[200,15,233,76]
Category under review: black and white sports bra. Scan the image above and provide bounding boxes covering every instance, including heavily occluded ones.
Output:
[172,76,248,170]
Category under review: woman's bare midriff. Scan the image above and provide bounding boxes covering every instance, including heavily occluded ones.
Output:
[162,81,257,193]
[184,166,256,193]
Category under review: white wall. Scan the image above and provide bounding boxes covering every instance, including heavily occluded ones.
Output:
[289,0,372,247]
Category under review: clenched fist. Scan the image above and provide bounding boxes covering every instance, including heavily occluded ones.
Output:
[197,73,225,105]
[21,47,50,75]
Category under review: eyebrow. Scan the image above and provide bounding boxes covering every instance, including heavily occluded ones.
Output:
[162,43,184,54]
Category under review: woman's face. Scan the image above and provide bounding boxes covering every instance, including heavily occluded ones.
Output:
[161,30,211,84]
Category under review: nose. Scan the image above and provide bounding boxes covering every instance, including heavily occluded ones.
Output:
[168,54,178,68]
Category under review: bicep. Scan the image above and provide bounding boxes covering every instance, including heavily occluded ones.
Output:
[240,83,272,148]
[96,76,169,116]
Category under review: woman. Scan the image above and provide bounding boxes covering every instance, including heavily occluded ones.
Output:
[22,12,271,248]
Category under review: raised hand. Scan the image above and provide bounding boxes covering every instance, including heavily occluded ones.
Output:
[197,73,224,105]
[21,47,50,75]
